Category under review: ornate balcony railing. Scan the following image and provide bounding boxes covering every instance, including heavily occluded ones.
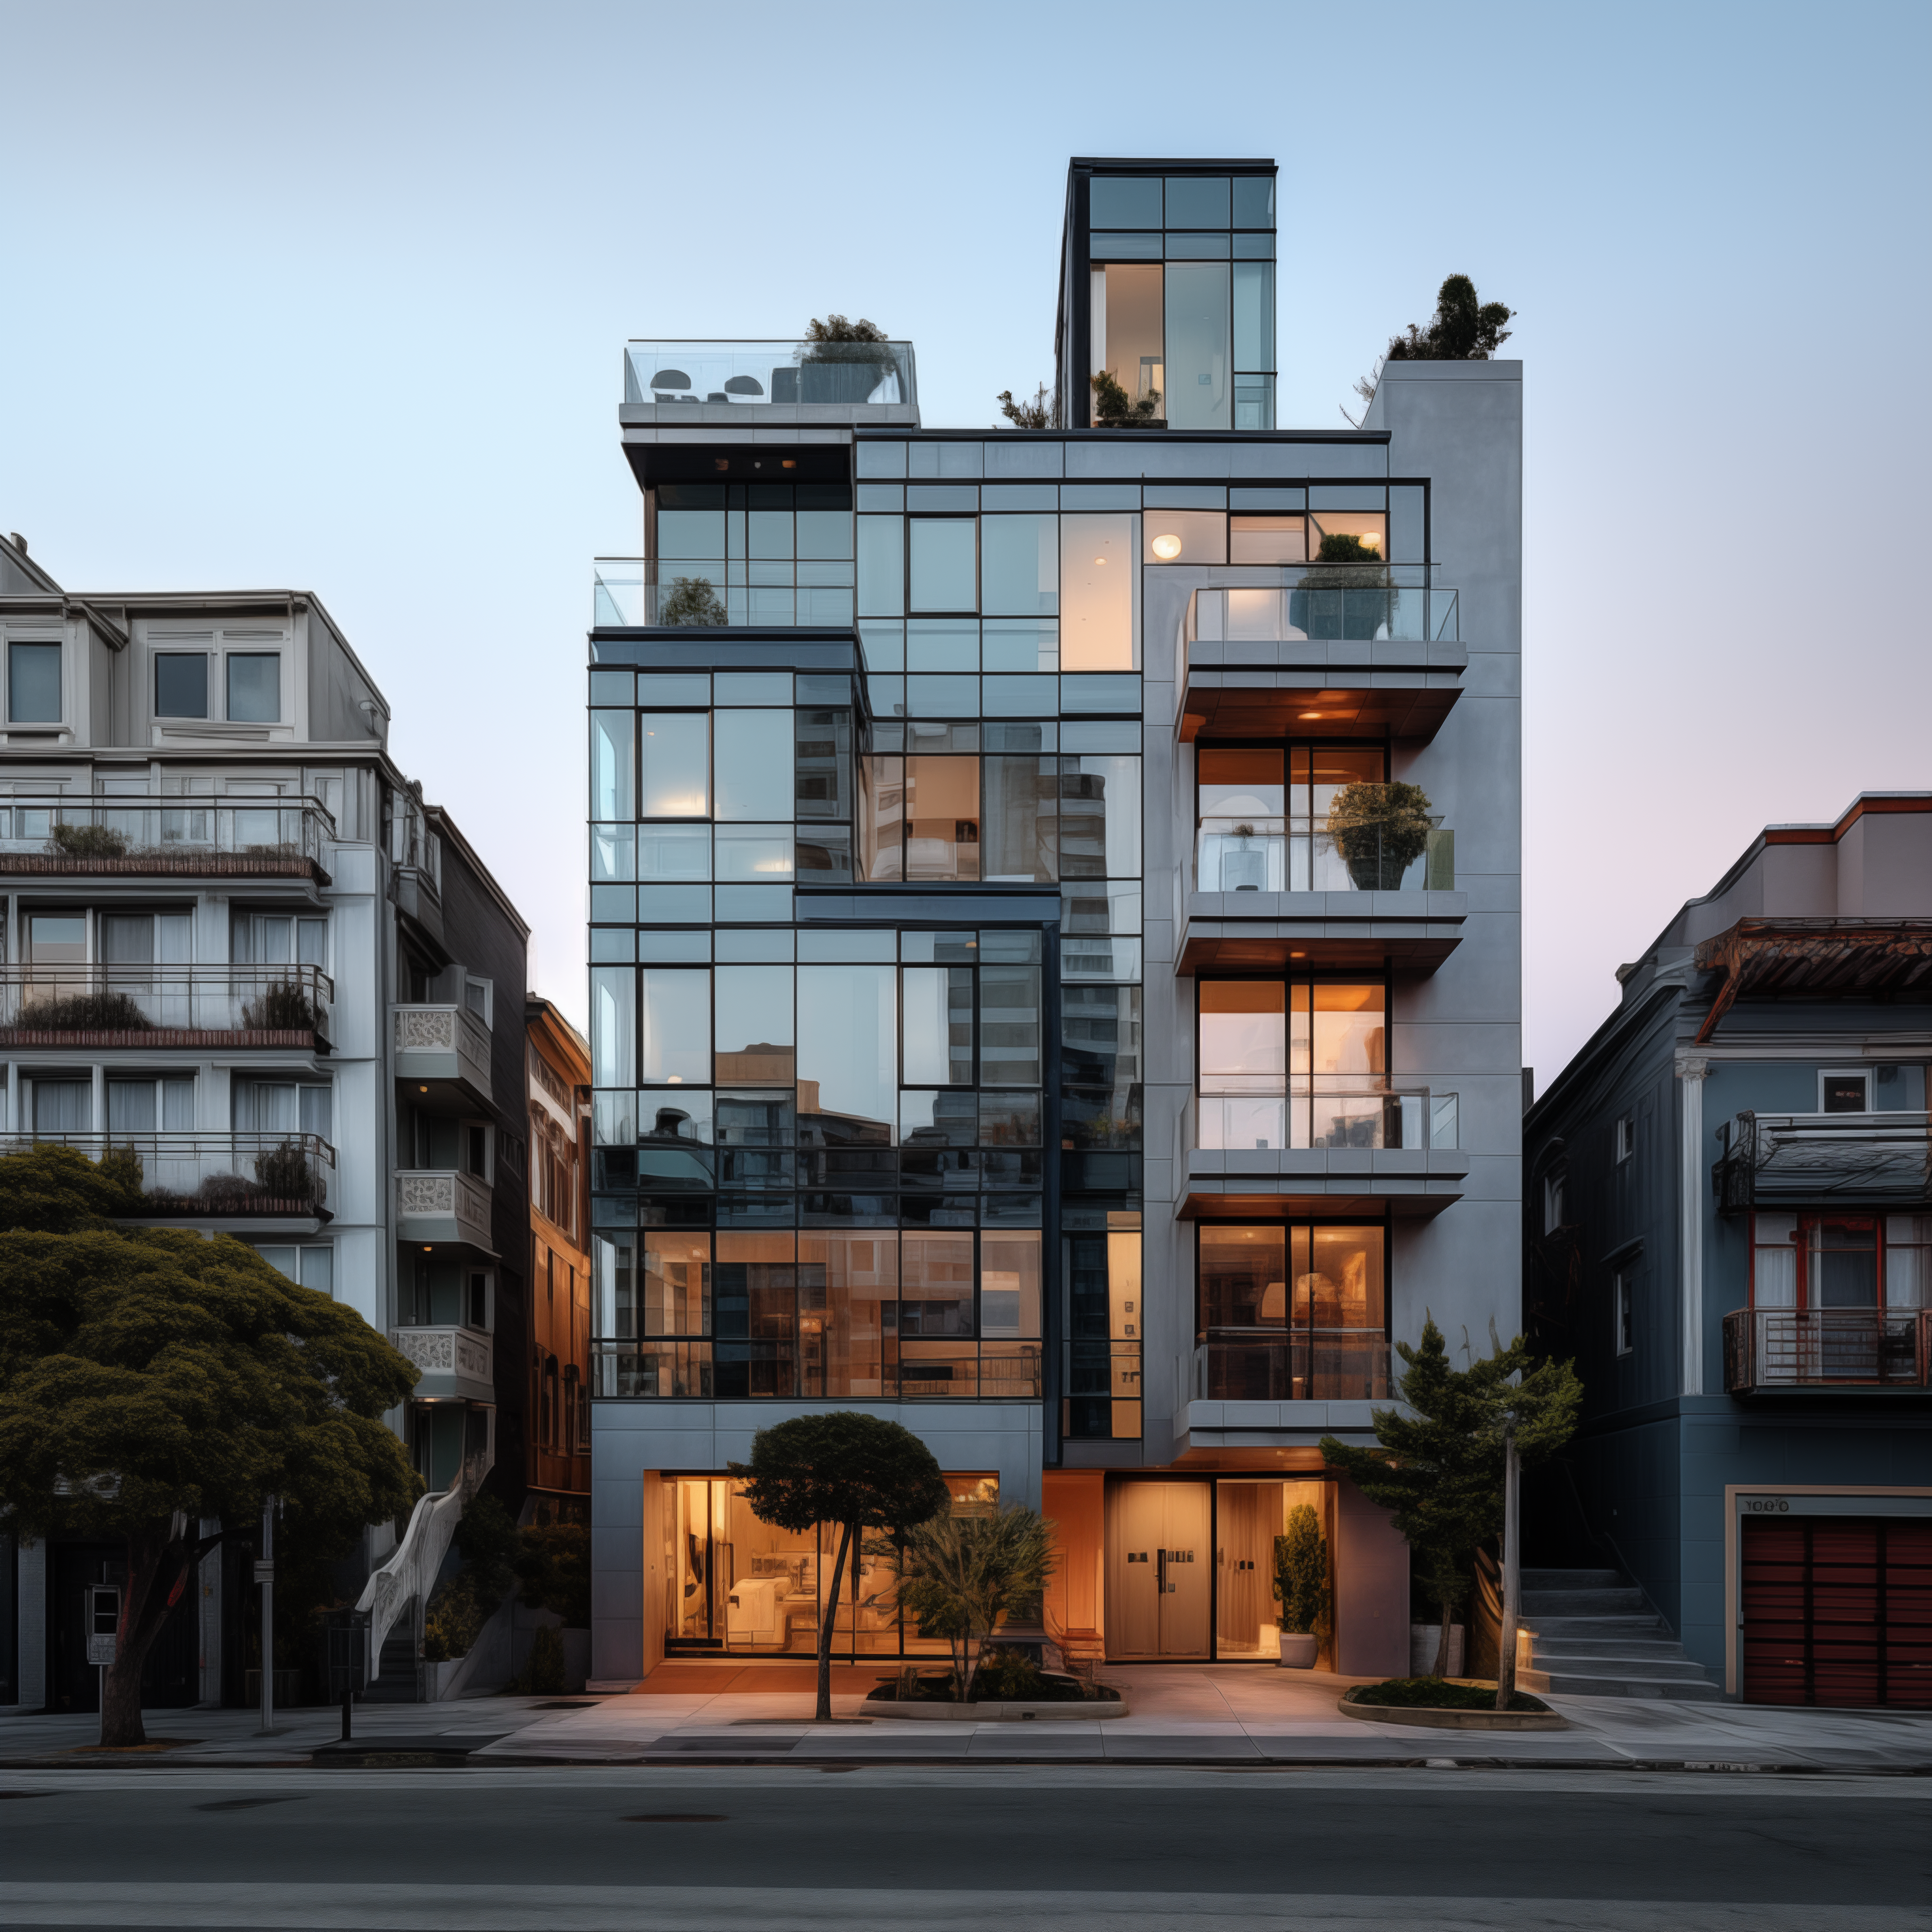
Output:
[0,794,333,878]
[0,964,331,1044]
[1723,1308,1932,1391]
[391,1324,493,1386]
[392,1003,492,1101]
[0,1131,334,1216]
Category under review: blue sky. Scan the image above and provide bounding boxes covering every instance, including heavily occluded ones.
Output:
[1,0,1926,1077]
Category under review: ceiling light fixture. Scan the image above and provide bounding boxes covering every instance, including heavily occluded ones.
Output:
[1151,533,1183,560]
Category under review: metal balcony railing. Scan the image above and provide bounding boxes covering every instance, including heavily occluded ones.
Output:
[0,964,331,1042]
[1723,1308,1932,1391]
[0,795,334,874]
[0,1131,334,1216]
[1192,1333,1391,1402]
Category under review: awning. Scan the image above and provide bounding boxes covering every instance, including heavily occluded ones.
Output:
[1693,918,1932,1043]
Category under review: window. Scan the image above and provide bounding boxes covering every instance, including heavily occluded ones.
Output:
[1059,515,1139,670]
[225,653,281,723]
[8,641,60,723]
[232,911,327,967]
[1749,1212,1927,1311]
[1165,263,1231,430]
[1196,743,1398,892]
[155,653,209,719]
[1821,1070,1871,1114]
[234,1079,332,1141]
[254,1244,334,1294]
[1615,1272,1633,1355]
[1615,1115,1634,1163]
[637,712,707,817]
[908,519,977,613]
[1196,1222,1388,1400]
[1090,261,1164,412]
[1544,1172,1566,1234]
[463,976,491,1026]
[1197,979,1387,1150]
[107,1076,195,1133]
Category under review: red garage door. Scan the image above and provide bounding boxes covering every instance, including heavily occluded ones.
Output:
[1741,1516,1932,1708]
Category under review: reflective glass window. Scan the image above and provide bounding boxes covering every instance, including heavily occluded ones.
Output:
[980,1231,1041,1337]
[796,510,853,560]
[1164,175,1230,226]
[591,966,637,1087]
[712,711,792,819]
[1060,754,1140,879]
[903,966,974,1086]
[981,621,1058,674]
[1090,263,1164,416]
[979,516,1058,617]
[637,824,709,880]
[638,713,707,817]
[639,968,709,1086]
[908,519,977,613]
[1164,263,1231,432]
[1089,175,1162,227]
[226,654,280,723]
[798,965,896,1145]
[1232,175,1275,226]
[856,516,905,616]
[982,756,1058,884]
[1059,516,1139,671]
[906,618,978,672]
[592,709,636,819]
[904,757,979,881]
[7,642,59,723]
[1229,516,1306,565]
[1234,262,1275,372]
[658,509,725,558]
[715,965,794,1086]
[155,653,208,719]
[1141,511,1226,566]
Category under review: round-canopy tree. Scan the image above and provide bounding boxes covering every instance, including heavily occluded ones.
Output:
[731,1411,950,1721]
[0,1146,421,1745]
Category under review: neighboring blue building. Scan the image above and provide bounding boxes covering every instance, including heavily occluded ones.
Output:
[1526,796,1932,1708]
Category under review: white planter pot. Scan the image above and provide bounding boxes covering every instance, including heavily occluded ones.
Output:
[1276,1631,1319,1668]
[1410,1623,1465,1677]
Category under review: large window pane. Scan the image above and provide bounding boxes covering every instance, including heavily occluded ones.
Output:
[639,968,709,1085]
[982,756,1058,883]
[1311,984,1385,1083]
[980,1231,1041,1338]
[901,1231,974,1338]
[716,964,794,1085]
[591,966,637,1088]
[860,756,904,881]
[592,710,636,820]
[1165,263,1231,431]
[1060,755,1140,879]
[906,619,977,672]
[1199,1225,1289,1329]
[904,757,979,882]
[980,958,1041,1087]
[1090,263,1163,415]
[796,510,854,561]
[800,1233,896,1399]
[796,707,851,821]
[980,516,1058,616]
[643,1233,710,1336]
[1199,982,1286,1150]
[908,520,976,612]
[1141,511,1225,566]
[1164,175,1230,226]
[637,823,709,880]
[639,712,708,817]
[8,643,60,723]
[856,517,904,616]
[1234,261,1275,372]
[154,653,208,719]
[798,965,896,1143]
[902,966,973,1086]
[713,711,792,819]
[658,509,725,558]
[1090,175,1162,228]
[1059,516,1139,671]
[226,653,281,723]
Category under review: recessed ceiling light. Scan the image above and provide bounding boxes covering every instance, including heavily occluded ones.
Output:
[1151,533,1183,560]
[1299,711,1324,720]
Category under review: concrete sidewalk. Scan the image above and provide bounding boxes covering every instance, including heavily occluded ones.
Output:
[6,1665,1931,1770]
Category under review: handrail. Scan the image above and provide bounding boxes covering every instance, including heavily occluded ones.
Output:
[0,963,332,1036]
[1723,1306,1930,1390]
[352,1449,491,1686]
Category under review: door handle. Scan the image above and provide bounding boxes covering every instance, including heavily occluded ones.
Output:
[1156,1549,1166,1592]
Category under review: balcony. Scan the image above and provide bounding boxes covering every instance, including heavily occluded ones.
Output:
[1723,1308,1932,1392]
[1193,1335,1391,1403]
[395,1169,496,1256]
[1196,820,1455,895]
[1188,575,1460,649]
[2,1132,334,1222]
[391,1324,495,1403]
[621,339,918,423]
[393,1004,491,1108]
[593,560,857,632]
[1178,1089,1467,1221]
[1715,1111,1932,1213]
[0,795,334,884]
[0,965,331,1048]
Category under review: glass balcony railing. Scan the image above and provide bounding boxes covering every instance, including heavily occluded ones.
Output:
[0,1132,334,1216]
[1192,1089,1458,1154]
[1192,1334,1391,1402]
[1196,818,1454,893]
[0,964,331,1041]
[1186,571,1459,646]
[593,560,856,631]
[624,340,917,410]
[0,795,334,874]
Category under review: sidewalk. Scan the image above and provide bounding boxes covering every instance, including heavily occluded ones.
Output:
[6,1666,1931,1771]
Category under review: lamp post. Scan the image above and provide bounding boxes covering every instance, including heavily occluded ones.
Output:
[1496,1412,1519,1711]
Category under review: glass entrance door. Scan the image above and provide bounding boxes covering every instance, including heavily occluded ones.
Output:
[1107,1481,1211,1659]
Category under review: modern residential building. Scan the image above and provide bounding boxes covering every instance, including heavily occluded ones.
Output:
[1525,797,1932,1708]
[526,996,592,1508]
[587,157,1522,1682]
[0,532,531,1712]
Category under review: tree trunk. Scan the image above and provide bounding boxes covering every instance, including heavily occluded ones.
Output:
[815,1521,854,1724]
[1433,1590,1454,1679]
[99,1527,186,1749]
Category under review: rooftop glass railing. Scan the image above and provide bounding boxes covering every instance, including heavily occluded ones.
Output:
[593,560,856,631]
[624,340,917,410]
[1186,570,1458,646]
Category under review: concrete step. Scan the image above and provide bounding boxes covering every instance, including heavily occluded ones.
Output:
[1531,1650,1712,1681]
[1522,1666,1725,1702]
[1530,1634,1694,1660]
[1521,1587,1648,1616]
[1526,1614,1669,1637]
[1521,1568,1622,1590]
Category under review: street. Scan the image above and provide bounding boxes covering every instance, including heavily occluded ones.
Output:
[2,1765,1929,1930]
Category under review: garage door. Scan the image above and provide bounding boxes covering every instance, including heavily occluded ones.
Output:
[1741,1517,1932,1708]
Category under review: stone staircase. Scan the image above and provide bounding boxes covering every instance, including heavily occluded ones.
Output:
[359,1615,422,1704]
[1516,1567,1722,1701]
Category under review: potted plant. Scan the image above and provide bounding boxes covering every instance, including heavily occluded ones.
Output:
[1273,1501,1328,1668]
[1325,780,1434,891]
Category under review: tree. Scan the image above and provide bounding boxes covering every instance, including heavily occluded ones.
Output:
[997,383,1058,429]
[1383,275,1515,363]
[804,314,888,347]
[0,1145,420,1745]
[876,1505,1057,1702]
[1273,1502,1328,1637]
[1090,368,1160,427]
[1318,1318,1580,1681]
[657,576,726,627]
[730,1412,949,1721]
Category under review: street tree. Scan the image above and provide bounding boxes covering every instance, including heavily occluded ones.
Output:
[1319,1318,1579,1680]
[0,1146,420,1745]
[731,1411,950,1720]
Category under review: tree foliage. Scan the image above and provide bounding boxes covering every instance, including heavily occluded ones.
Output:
[1090,368,1160,426]
[0,1145,421,1744]
[731,1411,950,1719]
[1273,1503,1329,1637]
[1383,275,1515,363]
[657,576,727,627]
[874,1505,1057,1702]
[997,383,1058,429]
[1319,1318,1580,1678]
[804,314,888,345]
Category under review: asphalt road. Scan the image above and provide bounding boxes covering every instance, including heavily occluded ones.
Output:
[2,1766,1929,1930]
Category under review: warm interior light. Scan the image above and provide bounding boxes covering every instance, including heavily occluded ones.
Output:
[1299,711,1324,720]
[1093,557,1107,565]
[418,1084,429,1093]
[422,1245,433,1253]
[667,1075,683,1084]
[1290,951,1306,958]
[1151,533,1183,560]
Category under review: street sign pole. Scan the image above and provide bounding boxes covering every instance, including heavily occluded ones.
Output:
[86,1583,119,1747]
[257,1497,276,1736]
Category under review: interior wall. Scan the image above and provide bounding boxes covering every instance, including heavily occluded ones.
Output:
[1043,1470,1104,1640]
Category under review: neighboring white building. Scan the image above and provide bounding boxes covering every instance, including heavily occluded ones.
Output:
[0,533,530,1714]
